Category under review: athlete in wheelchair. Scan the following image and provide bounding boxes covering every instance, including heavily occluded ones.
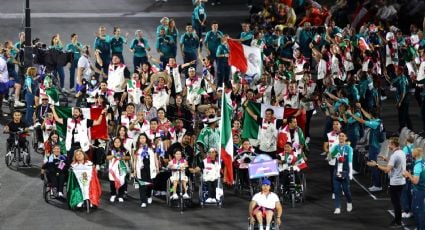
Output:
[199,148,223,206]
[41,144,68,199]
[4,111,31,166]
[277,142,307,206]
[234,139,257,196]
[168,149,190,200]
[249,178,283,230]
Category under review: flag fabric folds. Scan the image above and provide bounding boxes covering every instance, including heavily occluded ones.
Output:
[220,92,234,185]
[228,39,262,77]
[67,163,101,209]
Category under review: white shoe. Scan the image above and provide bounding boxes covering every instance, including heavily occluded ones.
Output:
[321,152,328,156]
[402,212,407,218]
[368,186,382,192]
[154,191,161,196]
[118,197,124,202]
[183,193,190,199]
[205,198,213,203]
[141,203,147,208]
[160,191,167,196]
[110,195,116,202]
[305,137,310,144]
[265,226,270,230]
[62,88,69,93]
[38,143,44,149]
[171,194,178,200]
[28,126,34,131]
[147,197,152,204]
[95,165,100,171]
[76,202,83,208]
[334,208,341,214]
[347,203,353,212]
[332,193,335,200]
[58,192,64,197]
[402,212,413,218]
[352,170,359,175]
[14,100,25,107]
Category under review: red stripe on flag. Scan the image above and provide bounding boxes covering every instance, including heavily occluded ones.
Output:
[89,167,102,207]
[221,147,233,185]
[228,39,248,73]
[109,159,123,189]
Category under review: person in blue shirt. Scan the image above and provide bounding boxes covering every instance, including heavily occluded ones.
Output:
[130,30,151,73]
[204,21,224,62]
[24,67,37,126]
[401,136,414,218]
[347,105,383,192]
[344,104,361,173]
[216,36,230,87]
[110,27,128,64]
[65,33,83,91]
[94,26,111,75]
[277,28,295,60]
[180,24,199,70]
[239,22,253,46]
[156,27,175,68]
[156,17,169,37]
[167,19,179,58]
[297,22,313,61]
[385,66,412,131]
[403,148,425,230]
[329,132,354,214]
[192,2,207,44]
[50,34,66,90]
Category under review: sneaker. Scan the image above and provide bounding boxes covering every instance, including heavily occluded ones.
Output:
[38,143,44,149]
[110,195,116,202]
[2,99,7,103]
[402,212,412,218]
[76,202,83,208]
[147,197,152,204]
[305,137,310,144]
[171,193,178,200]
[347,203,353,212]
[321,152,328,156]
[141,203,147,208]
[368,186,383,192]
[183,193,190,199]
[402,212,407,218]
[154,191,161,196]
[28,126,34,131]
[118,197,124,202]
[205,198,213,203]
[95,165,100,171]
[389,221,402,228]
[332,193,335,200]
[58,192,64,197]
[380,96,388,101]
[14,100,25,107]
[62,88,69,93]
[334,208,341,214]
[160,191,167,196]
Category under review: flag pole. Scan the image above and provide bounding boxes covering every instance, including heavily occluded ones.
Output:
[218,83,225,185]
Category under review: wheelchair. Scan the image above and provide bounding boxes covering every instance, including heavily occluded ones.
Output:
[198,175,224,208]
[247,211,280,230]
[42,171,67,204]
[5,131,31,169]
[234,152,257,198]
[278,166,306,208]
[166,168,194,212]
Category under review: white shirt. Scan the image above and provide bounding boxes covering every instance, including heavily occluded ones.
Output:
[77,55,92,80]
[252,192,280,209]
[0,57,9,83]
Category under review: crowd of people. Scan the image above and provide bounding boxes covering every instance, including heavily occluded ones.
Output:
[1,0,425,229]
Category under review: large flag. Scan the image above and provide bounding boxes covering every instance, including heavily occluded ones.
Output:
[54,106,108,140]
[241,101,306,139]
[228,39,262,77]
[109,158,128,190]
[39,86,59,105]
[67,164,101,209]
[220,92,234,185]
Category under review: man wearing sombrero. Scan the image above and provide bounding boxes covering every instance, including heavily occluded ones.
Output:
[196,114,220,158]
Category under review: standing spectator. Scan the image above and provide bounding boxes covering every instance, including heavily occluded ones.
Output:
[323,120,341,200]
[329,132,353,214]
[156,27,175,68]
[180,24,199,70]
[401,135,414,218]
[94,26,111,75]
[192,1,207,46]
[216,36,230,87]
[368,137,406,228]
[167,19,179,59]
[403,148,425,230]
[65,33,83,92]
[110,27,128,64]
[239,22,253,46]
[50,34,66,90]
[204,21,224,63]
[130,30,151,73]
[297,22,313,61]
[0,50,9,114]
[156,17,169,37]
[13,32,26,107]
[23,67,37,126]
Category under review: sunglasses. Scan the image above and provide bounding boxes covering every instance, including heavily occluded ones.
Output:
[42,99,49,101]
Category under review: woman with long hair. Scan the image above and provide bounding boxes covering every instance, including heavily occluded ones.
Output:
[106,137,130,203]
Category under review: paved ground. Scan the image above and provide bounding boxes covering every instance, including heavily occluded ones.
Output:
[0,1,422,230]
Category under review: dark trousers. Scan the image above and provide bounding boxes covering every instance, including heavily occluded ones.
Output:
[206,180,218,199]
[154,171,170,192]
[47,171,66,193]
[54,66,65,88]
[305,109,314,138]
[329,165,335,194]
[217,60,230,87]
[333,173,353,208]
[139,167,152,203]
[412,190,425,230]
[69,59,78,89]
[110,181,126,198]
[397,101,412,131]
[389,185,404,225]
[369,146,381,187]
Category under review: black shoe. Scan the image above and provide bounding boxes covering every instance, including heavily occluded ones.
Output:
[389,221,402,228]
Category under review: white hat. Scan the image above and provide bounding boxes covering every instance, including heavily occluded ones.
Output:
[386,32,394,41]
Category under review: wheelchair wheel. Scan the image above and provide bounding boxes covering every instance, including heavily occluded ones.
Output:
[166,179,171,206]
[14,146,20,169]
[85,200,90,214]
[301,173,307,200]
[23,143,31,166]
[43,175,51,203]
[290,192,295,208]
[198,177,204,207]
[5,151,12,167]
[234,171,241,195]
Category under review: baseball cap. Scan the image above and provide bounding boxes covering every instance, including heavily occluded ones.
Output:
[261,178,272,186]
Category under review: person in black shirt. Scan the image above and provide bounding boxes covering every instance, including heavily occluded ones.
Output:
[4,111,30,165]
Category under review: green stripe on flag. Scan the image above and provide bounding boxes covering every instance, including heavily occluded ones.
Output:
[54,106,72,139]
[67,169,84,209]
[45,87,59,103]
[221,96,232,146]
[241,101,261,139]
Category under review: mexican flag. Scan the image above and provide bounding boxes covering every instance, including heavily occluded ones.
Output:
[39,86,59,105]
[228,39,262,77]
[295,154,308,170]
[54,106,108,140]
[241,101,306,139]
[109,158,128,189]
[220,93,234,185]
[67,163,101,209]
